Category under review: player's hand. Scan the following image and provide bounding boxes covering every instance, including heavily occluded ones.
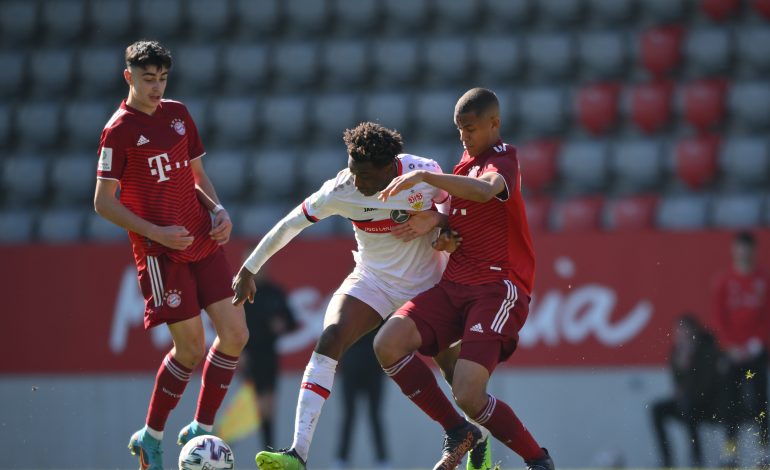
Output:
[210,209,232,245]
[432,230,462,253]
[232,267,257,306]
[150,225,194,250]
[392,210,442,242]
[378,171,425,202]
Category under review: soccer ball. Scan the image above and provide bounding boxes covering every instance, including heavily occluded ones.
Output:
[178,435,234,470]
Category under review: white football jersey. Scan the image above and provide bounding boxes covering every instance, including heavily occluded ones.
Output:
[302,154,450,297]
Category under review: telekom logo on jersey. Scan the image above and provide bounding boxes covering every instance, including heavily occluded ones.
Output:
[148,153,189,183]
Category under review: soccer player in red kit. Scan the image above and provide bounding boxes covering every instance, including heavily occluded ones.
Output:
[375,88,555,470]
[93,41,248,470]
[712,231,770,465]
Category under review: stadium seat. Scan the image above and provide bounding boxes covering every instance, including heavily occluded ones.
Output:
[423,38,471,86]
[41,0,86,41]
[285,0,330,35]
[586,0,635,25]
[639,0,689,23]
[84,211,125,242]
[518,87,566,137]
[272,42,320,90]
[88,0,132,40]
[37,209,86,243]
[223,44,269,93]
[183,99,209,140]
[729,82,770,130]
[629,81,673,134]
[551,196,604,232]
[260,95,308,144]
[657,194,711,230]
[209,98,259,145]
[524,197,551,232]
[15,102,60,149]
[136,0,182,38]
[0,52,24,99]
[578,32,628,80]
[414,92,458,139]
[685,28,732,76]
[186,0,231,38]
[639,26,685,78]
[682,79,728,131]
[575,83,621,136]
[720,137,769,188]
[362,92,411,132]
[204,151,247,201]
[331,0,380,35]
[610,139,663,192]
[299,147,344,192]
[63,101,110,149]
[238,203,295,237]
[75,47,124,98]
[248,148,300,199]
[173,45,221,93]
[700,0,740,21]
[518,140,560,194]
[50,155,95,204]
[233,0,281,35]
[737,28,770,74]
[432,0,480,30]
[310,93,360,143]
[539,0,584,27]
[0,1,38,44]
[473,36,524,84]
[380,0,431,33]
[526,33,575,80]
[712,193,763,228]
[673,135,720,189]
[483,0,534,29]
[321,41,369,89]
[604,196,659,231]
[750,0,770,20]
[0,105,10,149]
[558,141,609,193]
[1,155,48,205]
[371,40,420,87]
[0,210,35,243]
[30,49,74,98]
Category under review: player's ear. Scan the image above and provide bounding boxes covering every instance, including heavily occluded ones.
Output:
[123,68,132,86]
[490,114,501,131]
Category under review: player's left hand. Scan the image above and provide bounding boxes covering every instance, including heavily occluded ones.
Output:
[210,209,232,245]
[378,171,425,202]
[392,210,442,242]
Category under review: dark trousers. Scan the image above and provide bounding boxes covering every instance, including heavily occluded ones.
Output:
[336,369,387,463]
[651,398,703,468]
[722,351,769,446]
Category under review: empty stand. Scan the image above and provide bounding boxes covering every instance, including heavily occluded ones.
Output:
[737,28,770,75]
[611,139,663,192]
[682,79,728,131]
[1,156,48,205]
[285,0,330,36]
[331,0,380,35]
[63,102,110,149]
[362,93,411,133]
[311,93,360,143]
[720,137,769,188]
[260,95,308,144]
[473,36,524,84]
[604,196,658,230]
[558,141,609,193]
[248,149,299,199]
[629,81,673,134]
[76,47,124,98]
[432,0,480,30]
[37,209,83,242]
[0,52,24,99]
[657,194,711,230]
[0,105,10,149]
[639,0,689,23]
[575,83,621,136]
[233,0,281,36]
[423,38,471,86]
[413,92,458,139]
[729,82,770,130]
[524,197,551,232]
[223,44,269,93]
[299,148,345,193]
[380,0,431,33]
[204,151,248,202]
[238,204,292,237]
[41,0,86,42]
[209,98,260,146]
[700,0,740,21]
[712,193,763,228]
[186,0,231,38]
[0,1,38,44]
[173,45,220,93]
[84,211,126,241]
[639,26,684,78]
[272,42,319,90]
[539,0,584,27]
[586,0,636,25]
[30,49,74,98]
[526,33,575,80]
[88,0,132,40]
[578,32,628,80]
[50,155,95,204]
[685,28,732,76]
[518,140,560,194]
[320,41,369,89]
[371,40,421,87]
[518,87,566,137]
[0,210,35,243]
[673,135,720,189]
[136,0,182,38]
[551,196,605,232]
[15,102,61,150]
[750,0,770,20]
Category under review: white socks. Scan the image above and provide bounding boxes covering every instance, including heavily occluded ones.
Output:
[291,352,338,461]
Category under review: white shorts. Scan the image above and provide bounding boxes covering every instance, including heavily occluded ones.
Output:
[333,268,416,319]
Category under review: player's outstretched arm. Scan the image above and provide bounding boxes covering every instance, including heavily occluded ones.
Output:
[94,178,194,250]
[380,170,506,203]
[190,159,233,245]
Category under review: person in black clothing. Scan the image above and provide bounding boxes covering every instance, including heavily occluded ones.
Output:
[242,263,298,449]
[650,313,722,468]
[334,328,390,469]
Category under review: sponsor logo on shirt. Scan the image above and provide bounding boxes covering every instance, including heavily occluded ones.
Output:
[390,210,410,223]
[98,147,112,171]
[170,118,186,136]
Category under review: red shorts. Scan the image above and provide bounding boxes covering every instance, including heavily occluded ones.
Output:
[394,278,529,374]
[137,248,234,329]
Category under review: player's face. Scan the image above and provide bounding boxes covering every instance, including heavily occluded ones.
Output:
[348,157,394,197]
[124,65,169,114]
[732,240,756,269]
[455,110,500,157]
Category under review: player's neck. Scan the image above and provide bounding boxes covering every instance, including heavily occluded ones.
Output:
[126,94,159,116]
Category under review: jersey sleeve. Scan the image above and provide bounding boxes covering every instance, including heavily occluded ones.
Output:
[301,177,343,222]
[484,154,520,202]
[96,126,127,181]
[184,107,206,161]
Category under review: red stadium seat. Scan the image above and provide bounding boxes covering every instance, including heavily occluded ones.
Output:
[553,196,604,232]
[674,135,720,189]
[630,81,673,134]
[605,195,659,231]
[701,0,740,21]
[575,83,621,136]
[639,26,685,77]
[751,0,770,20]
[518,140,560,194]
[683,79,728,131]
[525,197,552,232]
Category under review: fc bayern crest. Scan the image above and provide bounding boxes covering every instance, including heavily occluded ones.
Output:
[165,289,182,308]
[171,118,186,136]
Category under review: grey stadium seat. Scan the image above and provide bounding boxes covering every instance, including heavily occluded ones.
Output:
[518,87,566,136]
[432,0,480,30]
[223,44,269,93]
[311,94,359,143]
[0,105,10,149]
[414,92,459,140]
[371,40,420,87]
[738,28,770,75]
[233,0,281,35]
[657,194,710,230]
[578,32,628,80]
[209,98,259,145]
[720,137,769,188]
[483,0,534,28]
[37,209,85,243]
[729,82,770,131]
[173,45,220,93]
[272,42,319,90]
[204,152,247,201]
[1,156,48,205]
[0,1,38,44]
[238,203,293,237]
[63,101,111,149]
[685,29,732,76]
[321,41,369,89]
[423,38,471,86]
[136,0,182,38]
[586,0,635,25]
[526,33,575,81]
[30,49,74,98]
[285,0,330,35]
[15,102,60,149]
[41,0,86,41]
[300,147,345,191]
[712,194,763,228]
[331,0,380,35]
[85,211,126,241]
[362,92,411,132]
[183,99,209,140]
[610,139,663,191]
[0,52,25,98]
[559,141,610,193]
[260,95,309,144]
[0,210,35,243]
[539,0,584,26]
[76,47,124,97]
[473,36,524,84]
[186,0,231,38]
[89,0,132,40]
[50,155,96,204]
[639,0,688,24]
[248,148,300,199]
[380,0,431,32]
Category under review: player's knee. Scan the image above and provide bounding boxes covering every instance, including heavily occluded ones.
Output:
[373,323,404,365]
[316,324,346,358]
[175,342,206,368]
[218,322,249,351]
[452,384,487,417]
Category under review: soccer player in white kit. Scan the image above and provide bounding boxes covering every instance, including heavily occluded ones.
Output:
[232,122,456,470]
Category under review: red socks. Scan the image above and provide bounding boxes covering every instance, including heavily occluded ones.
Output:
[473,394,544,461]
[146,353,192,431]
[195,348,239,426]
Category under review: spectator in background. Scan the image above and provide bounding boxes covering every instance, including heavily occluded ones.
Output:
[650,314,721,468]
[712,231,770,466]
[242,260,298,450]
[333,329,390,469]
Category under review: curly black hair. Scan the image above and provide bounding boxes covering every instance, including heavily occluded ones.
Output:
[343,121,403,168]
[125,40,173,70]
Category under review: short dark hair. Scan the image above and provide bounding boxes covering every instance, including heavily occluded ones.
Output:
[343,122,403,168]
[455,87,499,117]
[125,40,173,70]
[734,230,756,246]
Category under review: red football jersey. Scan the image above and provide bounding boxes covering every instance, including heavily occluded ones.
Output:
[712,268,770,348]
[442,141,536,295]
[96,99,218,264]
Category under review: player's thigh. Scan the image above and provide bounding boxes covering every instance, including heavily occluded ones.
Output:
[317,294,383,358]
[167,314,207,367]
[138,254,201,329]
[205,297,248,346]
[393,282,463,357]
[434,341,461,385]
